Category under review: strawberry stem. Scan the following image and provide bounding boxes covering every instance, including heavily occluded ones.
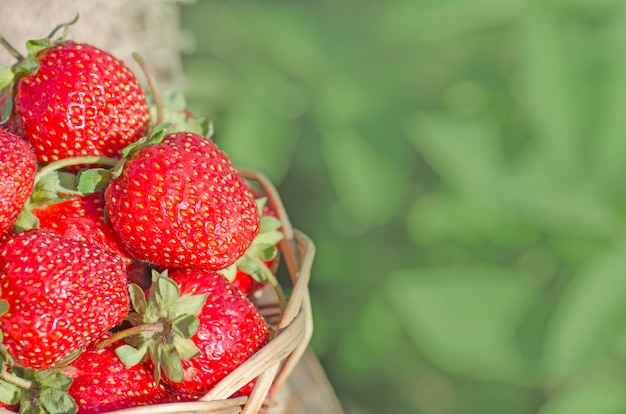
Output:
[94,323,164,349]
[254,257,287,317]
[0,36,24,61]
[34,156,119,186]
[133,52,163,127]
[0,370,32,390]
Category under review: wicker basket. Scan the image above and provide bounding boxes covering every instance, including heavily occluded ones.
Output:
[1,169,315,414]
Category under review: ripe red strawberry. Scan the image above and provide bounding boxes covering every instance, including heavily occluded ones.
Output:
[163,269,269,398]
[114,269,269,399]
[30,192,134,268]
[66,335,173,413]
[104,131,260,269]
[0,230,130,369]
[8,41,150,164]
[0,128,36,239]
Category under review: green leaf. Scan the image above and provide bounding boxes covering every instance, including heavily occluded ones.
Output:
[515,2,586,176]
[13,208,40,233]
[173,336,202,361]
[76,168,112,195]
[35,371,72,391]
[537,377,626,414]
[0,300,9,317]
[322,128,409,228]
[542,243,626,381]
[115,344,147,368]
[0,67,14,88]
[158,344,184,383]
[406,112,503,202]
[128,284,148,316]
[40,388,77,414]
[385,265,539,382]
[155,276,181,309]
[172,314,200,338]
[172,293,207,318]
[25,39,53,57]
[0,379,18,405]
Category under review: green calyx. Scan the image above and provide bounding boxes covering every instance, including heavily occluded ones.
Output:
[220,197,284,284]
[110,270,207,384]
[8,366,77,414]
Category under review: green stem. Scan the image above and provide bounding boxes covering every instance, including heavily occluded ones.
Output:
[0,36,24,61]
[254,257,287,316]
[34,156,119,186]
[0,370,31,390]
[95,323,164,349]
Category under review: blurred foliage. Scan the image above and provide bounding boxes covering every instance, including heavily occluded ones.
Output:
[180,1,626,413]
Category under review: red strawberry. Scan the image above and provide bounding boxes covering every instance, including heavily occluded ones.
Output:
[104,131,260,269]
[66,335,173,413]
[30,192,134,268]
[114,269,269,399]
[0,230,130,369]
[0,128,36,239]
[8,41,150,165]
[163,269,269,398]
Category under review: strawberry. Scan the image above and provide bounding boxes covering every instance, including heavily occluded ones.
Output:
[0,128,36,239]
[4,40,150,165]
[30,192,134,268]
[164,269,269,398]
[104,131,260,269]
[113,269,269,399]
[0,230,129,369]
[66,335,172,413]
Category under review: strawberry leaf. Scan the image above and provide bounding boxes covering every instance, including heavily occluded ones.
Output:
[13,208,39,233]
[0,300,7,317]
[0,66,14,88]
[35,371,72,391]
[0,379,18,406]
[172,314,200,338]
[172,294,207,318]
[76,168,113,195]
[25,39,54,58]
[173,336,201,361]
[40,388,76,414]
[158,345,184,383]
[129,284,148,315]
[116,344,147,368]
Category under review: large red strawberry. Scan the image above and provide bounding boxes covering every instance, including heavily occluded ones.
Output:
[113,269,269,399]
[66,335,173,413]
[104,131,260,269]
[0,230,130,369]
[164,269,269,398]
[0,128,36,239]
[6,41,150,165]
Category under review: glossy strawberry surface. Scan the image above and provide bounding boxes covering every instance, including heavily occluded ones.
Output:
[164,269,269,398]
[31,192,134,268]
[0,128,36,238]
[0,230,129,369]
[11,42,150,164]
[104,132,260,269]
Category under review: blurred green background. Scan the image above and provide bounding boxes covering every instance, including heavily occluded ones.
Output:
[179,1,626,413]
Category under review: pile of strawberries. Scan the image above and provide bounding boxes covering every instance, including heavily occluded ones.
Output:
[0,19,286,414]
